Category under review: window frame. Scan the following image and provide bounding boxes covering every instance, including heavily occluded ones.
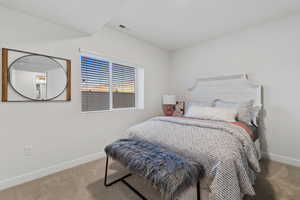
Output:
[80,52,139,113]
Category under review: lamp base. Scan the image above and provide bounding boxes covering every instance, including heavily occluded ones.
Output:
[163,104,174,116]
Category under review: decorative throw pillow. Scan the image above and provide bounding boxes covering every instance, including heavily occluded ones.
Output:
[237,100,254,125]
[173,101,185,116]
[214,99,257,125]
[185,100,214,113]
[251,106,262,127]
[213,99,237,108]
[184,106,237,122]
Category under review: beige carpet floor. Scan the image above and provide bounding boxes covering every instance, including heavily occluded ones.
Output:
[0,158,299,200]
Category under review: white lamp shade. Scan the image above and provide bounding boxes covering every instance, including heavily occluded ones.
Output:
[162,95,176,105]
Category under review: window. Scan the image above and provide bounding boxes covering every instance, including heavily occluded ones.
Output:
[80,54,143,112]
[112,63,136,109]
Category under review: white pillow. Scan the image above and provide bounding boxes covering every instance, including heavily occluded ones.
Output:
[184,106,237,122]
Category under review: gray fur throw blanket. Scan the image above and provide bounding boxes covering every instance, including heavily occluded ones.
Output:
[105,138,205,200]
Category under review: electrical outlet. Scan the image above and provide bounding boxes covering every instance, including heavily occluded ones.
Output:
[24,146,33,157]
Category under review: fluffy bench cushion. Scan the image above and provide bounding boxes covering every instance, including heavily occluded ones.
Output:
[105,138,205,200]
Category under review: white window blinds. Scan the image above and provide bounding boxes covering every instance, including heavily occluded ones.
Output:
[80,54,142,112]
[81,56,110,111]
[112,63,135,108]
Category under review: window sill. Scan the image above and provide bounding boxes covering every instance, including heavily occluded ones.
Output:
[80,107,143,114]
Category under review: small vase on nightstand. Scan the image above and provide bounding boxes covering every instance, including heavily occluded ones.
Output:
[163,104,175,116]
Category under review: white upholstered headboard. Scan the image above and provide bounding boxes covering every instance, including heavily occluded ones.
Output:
[187,74,262,107]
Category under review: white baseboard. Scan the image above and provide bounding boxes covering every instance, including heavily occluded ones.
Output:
[262,152,300,167]
[0,151,105,191]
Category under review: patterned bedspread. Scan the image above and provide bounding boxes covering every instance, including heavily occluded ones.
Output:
[126,116,261,200]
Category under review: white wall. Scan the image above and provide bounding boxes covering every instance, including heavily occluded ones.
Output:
[0,24,170,189]
[170,14,300,166]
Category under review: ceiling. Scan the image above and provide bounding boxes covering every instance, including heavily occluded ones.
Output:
[108,0,300,50]
[0,0,124,34]
[1,0,300,50]
[0,5,85,44]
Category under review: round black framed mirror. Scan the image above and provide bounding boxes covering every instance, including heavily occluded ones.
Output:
[9,55,67,101]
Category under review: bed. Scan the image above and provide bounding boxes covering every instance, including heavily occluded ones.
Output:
[108,74,263,200]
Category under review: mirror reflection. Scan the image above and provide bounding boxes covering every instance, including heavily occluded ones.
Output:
[9,55,67,100]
